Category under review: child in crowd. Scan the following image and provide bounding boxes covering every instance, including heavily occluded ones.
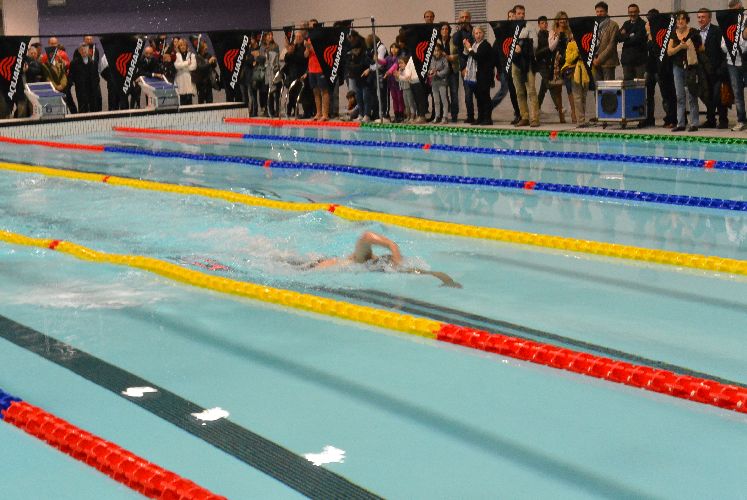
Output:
[344,90,359,120]
[395,56,417,122]
[428,43,450,124]
[384,43,405,122]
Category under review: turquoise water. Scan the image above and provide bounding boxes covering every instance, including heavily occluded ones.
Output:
[0,125,746,498]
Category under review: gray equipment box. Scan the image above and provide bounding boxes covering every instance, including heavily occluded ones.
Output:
[595,79,647,128]
[138,76,179,110]
[24,82,68,120]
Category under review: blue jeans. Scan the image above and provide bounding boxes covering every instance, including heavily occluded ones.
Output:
[448,72,459,121]
[347,78,365,118]
[491,71,509,109]
[728,64,747,123]
[672,65,699,128]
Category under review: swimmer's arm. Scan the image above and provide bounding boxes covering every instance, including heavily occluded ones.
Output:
[402,267,462,288]
[312,257,342,269]
[352,231,402,266]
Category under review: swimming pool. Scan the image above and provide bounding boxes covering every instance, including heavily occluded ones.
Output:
[1,120,745,498]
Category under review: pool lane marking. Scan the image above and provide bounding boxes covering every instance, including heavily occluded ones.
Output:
[0,316,381,500]
[4,132,746,212]
[118,125,745,173]
[319,286,747,389]
[0,229,745,415]
[0,387,226,499]
[102,144,747,212]
[0,160,746,278]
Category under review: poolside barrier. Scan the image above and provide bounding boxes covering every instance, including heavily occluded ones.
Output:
[225,117,361,128]
[1,160,746,278]
[0,230,745,415]
[121,125,747,173]
[0,387,225,499]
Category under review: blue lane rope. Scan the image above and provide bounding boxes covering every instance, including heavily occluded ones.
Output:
[101,146,747,212]
[216,132,747,172]
[0,388,21,416]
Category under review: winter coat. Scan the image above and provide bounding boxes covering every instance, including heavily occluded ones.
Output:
[173,50,196,95]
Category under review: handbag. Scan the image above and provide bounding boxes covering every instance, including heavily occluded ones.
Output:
[464,54,477,88]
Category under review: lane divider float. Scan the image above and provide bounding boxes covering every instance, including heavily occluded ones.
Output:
[1,230,745,415]
[0,387,224,499]
[2,133,742,213]
[119,126,747,173]
[1,160,746,277]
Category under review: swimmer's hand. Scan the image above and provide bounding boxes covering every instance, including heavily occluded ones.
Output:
[439,278,463,288]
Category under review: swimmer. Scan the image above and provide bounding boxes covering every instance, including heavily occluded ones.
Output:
[290,231,462,288]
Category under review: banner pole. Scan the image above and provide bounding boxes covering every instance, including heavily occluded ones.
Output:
[371,17,385,123]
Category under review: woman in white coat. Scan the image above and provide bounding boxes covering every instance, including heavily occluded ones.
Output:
[174,39,197,105]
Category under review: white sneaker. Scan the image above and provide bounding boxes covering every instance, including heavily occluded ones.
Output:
[441,117,450,124]
[362,115,371,123]
[732,122,747,131]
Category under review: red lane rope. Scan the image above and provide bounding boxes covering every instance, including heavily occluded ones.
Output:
[2,400,225,499]
[436,324,747,413]
[114,126,245,140]
[0,136,105,152]
[224,117,361,129]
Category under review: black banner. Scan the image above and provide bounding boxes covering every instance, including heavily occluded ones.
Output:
[208,31,254,93]
[308,26,349,86]
[648,13,675,62]
[402,23,439,86]
[100,34,148,95]
[569,16,600,73]
[716,9,744,65]
[0,36,30,103]
[491,20,524,75]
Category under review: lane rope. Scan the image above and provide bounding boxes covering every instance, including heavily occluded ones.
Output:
[1,229,745,415]
[220,117,747,146]
[2,132,744,213]
[0,160,746,277]
[0,388,225,499]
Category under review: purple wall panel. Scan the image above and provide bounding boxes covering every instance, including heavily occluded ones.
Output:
[37,0,271,36]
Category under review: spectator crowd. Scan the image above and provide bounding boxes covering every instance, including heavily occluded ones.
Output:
[8,1,747,133]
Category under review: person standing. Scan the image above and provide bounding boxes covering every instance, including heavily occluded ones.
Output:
[463,26,495,125]
[304,31,330,121]
[69,44,99,113]
[592,2,620,81]
[562,34,591,127]
[617,3,648,80]
[511,5,540,127]
[667,11,701,132]
[548,12,574,123]
[453,10,477,123]
[723,0,747,131]
[696,8,728,128]
[173,39,197,105]
[535,16,553,108]
[439,22,460,122]
[194,41,218,104]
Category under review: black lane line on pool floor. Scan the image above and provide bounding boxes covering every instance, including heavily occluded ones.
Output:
[0,314,381,500]
[311,286,747,390]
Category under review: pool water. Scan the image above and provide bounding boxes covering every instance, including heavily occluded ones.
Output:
[0,123,746,498]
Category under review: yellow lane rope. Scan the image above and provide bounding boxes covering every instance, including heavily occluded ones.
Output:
[0,229,441,339]
[0,161,745,277]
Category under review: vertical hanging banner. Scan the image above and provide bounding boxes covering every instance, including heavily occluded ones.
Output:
[648,12,675,62]
[569,16,600,73]
[717,9,745,65]
[490,20,525,75]
[401,23,439,86]
[308,26,350,86]
[0,36,31,103]
[100,34,148,96]
[208,30,255,93]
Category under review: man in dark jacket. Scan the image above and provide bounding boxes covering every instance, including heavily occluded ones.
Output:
[82,36,103,111]
[535,16,552,106]
[69,44,99,113]
[696,8,728,128]
[132,45,163,108]
[453,10,476,123]
[618,3,648,80]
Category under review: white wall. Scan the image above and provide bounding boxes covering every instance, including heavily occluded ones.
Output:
[271,0,677,45]
[3,0,39,37]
